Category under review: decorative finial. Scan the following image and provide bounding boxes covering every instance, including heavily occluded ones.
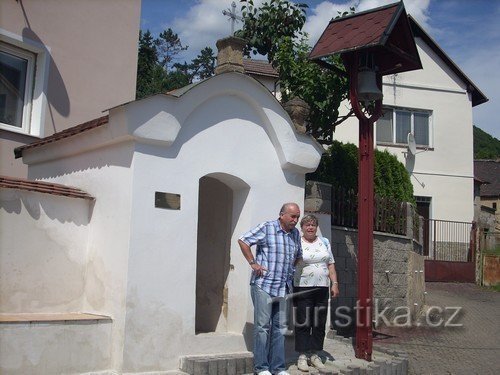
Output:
[222,1,243,35]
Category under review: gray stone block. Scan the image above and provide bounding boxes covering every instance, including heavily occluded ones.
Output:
[245,357,254,373]
[185,359,194,374]
[226,358,237,375]
[217,359,227,375]
[208,360,218,375]
[347,365,361,375]
[194,360,209,375]
[236,357,246,374]
[367,364,379,374]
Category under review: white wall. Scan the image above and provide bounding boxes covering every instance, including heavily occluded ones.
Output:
[24,141,136,373]
[0,190,91,313]
[334,37,475,223]
[121,79,311,371]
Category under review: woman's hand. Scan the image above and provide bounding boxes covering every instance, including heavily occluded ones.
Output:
[251,263,268,277]
[330,283,339,298]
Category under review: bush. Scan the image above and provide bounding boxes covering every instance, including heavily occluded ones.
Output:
[307,141,414,203]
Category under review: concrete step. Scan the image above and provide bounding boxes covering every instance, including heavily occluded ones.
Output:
[179,352,253,375]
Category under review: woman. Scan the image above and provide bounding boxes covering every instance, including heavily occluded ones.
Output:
[293,214,339,372]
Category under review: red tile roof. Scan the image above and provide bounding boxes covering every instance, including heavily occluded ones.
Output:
[0,175,94,200]
[310,2,421,76]
[310,3,399,59]
[243,59,279,78]
[14,115,109,159]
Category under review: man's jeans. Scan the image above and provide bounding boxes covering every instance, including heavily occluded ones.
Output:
[251,284,286,373]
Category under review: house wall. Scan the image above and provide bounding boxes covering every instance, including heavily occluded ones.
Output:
[0,0,141,177]
[0,188,117,374]
[0,190,92,313]
[8,140,136,374]
[334,37,475,223]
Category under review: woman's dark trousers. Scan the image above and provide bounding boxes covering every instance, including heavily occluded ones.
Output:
[293,286,329,352]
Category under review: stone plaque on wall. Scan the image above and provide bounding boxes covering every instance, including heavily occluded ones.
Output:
[155,192,180,210]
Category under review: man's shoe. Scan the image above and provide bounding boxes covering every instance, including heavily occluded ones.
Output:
[297,354,309,372]
[257,371,272,375]
[276,371,290,375]
[310,354,325,369]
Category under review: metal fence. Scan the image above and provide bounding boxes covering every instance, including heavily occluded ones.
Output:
[331,186,407,236]
[424,219,474,262]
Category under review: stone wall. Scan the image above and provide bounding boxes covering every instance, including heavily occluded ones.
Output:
[330,228,424,332]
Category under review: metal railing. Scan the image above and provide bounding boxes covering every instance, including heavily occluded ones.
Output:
[424,219,474,262]
[331,186,407,236]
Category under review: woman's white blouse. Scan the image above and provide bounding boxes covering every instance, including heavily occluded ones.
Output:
[294,237,335,287]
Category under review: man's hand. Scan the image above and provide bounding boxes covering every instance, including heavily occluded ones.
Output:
[251,263,268,277]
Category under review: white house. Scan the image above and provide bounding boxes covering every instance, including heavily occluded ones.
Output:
[332,17,487,240]
[0,39,323,373]
[0,0,141,178]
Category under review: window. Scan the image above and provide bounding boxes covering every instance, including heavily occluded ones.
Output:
[376,107,431,147]
[0,30,49,138]
[0,42,35,133]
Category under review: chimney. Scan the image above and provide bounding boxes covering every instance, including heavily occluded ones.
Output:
[215,36,246,75]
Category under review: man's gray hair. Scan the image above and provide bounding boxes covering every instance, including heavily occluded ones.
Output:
[279,202,299,215]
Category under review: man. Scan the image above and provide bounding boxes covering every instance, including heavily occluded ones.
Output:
[238,203,302,375]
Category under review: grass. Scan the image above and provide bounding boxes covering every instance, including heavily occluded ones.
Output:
[482,284,500,292]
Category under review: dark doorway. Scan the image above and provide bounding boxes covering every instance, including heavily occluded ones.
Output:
[195,176,232,333]
[416,196,431,256]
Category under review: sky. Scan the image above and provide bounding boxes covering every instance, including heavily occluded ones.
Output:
[140,0,499,139]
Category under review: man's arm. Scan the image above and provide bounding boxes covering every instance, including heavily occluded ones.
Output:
[238,239,267,277]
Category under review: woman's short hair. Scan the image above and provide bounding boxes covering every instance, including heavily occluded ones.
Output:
[300,214,318,227]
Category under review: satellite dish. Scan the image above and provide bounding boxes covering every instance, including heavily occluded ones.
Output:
[407,133,417,155]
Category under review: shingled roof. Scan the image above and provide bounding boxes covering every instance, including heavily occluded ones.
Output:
[243,59,279,78]
[0,175,94,200]
[474,160,500,197]
[309,2,421,76]
[14,115,109,159]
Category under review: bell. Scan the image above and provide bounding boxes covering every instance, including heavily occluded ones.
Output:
[357,69,383,102]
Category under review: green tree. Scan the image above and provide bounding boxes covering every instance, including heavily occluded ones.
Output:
[237,0,307,61]
[236,0,351,143]
[474,125,500,159]
[136,30,168,99]
[307,141,414,203]
[156,28,189,71]
[136,29,215,99]
[190,47,216,80]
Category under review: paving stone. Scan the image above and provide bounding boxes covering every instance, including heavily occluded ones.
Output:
[374,283,500,375]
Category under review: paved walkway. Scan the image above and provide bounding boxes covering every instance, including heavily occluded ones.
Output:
[373,282,500,375]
